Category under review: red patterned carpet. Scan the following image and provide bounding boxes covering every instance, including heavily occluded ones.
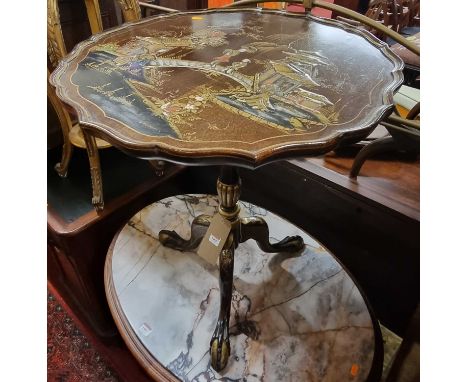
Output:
[47,284,121,382]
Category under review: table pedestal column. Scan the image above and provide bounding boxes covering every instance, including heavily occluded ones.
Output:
[158,166,305,371]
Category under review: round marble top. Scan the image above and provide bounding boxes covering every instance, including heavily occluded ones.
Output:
[51,9,403,168]
[105,195,382,382]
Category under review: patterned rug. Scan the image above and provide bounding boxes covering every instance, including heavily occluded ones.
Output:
[47,284,121,382]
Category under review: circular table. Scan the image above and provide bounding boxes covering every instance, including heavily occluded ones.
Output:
[105,195,382,382]
[51,8,401,372]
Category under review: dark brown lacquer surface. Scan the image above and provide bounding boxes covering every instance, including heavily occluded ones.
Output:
[50,9,403,168]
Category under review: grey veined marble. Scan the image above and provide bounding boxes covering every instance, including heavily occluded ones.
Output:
[110,195,377,382]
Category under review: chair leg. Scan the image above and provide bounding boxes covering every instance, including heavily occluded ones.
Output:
[82,129,104,211]
[48,75,74,178]
[54,137,74,178]
[349,136,397,178]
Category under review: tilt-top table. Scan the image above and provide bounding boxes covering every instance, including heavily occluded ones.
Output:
[50,8,403,373]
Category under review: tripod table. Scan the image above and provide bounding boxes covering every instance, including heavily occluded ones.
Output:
[51,8,403,376]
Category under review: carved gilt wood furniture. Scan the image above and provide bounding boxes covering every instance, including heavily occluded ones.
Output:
[116,0,142,21]
[47,0,170,211]
[50,4,403,373]
[48,0,113,211]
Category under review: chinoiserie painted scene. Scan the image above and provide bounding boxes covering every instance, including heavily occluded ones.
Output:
[51,10,403,164]
[47,1,419,382]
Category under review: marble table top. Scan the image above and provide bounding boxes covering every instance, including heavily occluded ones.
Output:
[105,195,381,381]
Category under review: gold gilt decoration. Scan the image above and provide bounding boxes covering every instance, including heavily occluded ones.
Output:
[116,0,142,22]
[83,0,103,34]
[47,0,67,69]
[217,178,241,216]
[82,129,104,210]
[79,28,342,140]
[48,0,111,211]
[50,10,404,168]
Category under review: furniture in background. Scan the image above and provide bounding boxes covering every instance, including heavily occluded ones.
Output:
[115,0,142,21]
[321,0,420,177]
[48,0,114,211]
[365,0,418,34]
[406,0,419,26]
[349,104,419,178]
[350,32,419,177]
[337,0,419,41]
[113,0,192,20]
[335,0,420,91]
[390,32,420,88]
[47,0,170,210]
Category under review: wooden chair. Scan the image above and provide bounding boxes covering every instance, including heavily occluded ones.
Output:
[366,0,418,34]
[393,0,411,32]
[115,0,141,21]
[408,0,419,26]
[335,0,388,40]
[48,0,173,210]
[337,0,407,40]
[48,0,112,211]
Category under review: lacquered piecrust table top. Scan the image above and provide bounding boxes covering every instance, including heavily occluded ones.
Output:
[51,9,403,168]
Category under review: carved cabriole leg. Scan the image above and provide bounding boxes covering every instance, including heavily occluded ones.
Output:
[158,166,305,372]
[158,214,212,251]
[210,232,235,372]
[240,216,304,253]
[83,0,103,34]
[82,129,104,211]
[209,166,242,371]
[54,132,74,178]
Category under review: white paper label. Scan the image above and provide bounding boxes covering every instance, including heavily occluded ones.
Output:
[209,234,221,247]
[139,323,152,337]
